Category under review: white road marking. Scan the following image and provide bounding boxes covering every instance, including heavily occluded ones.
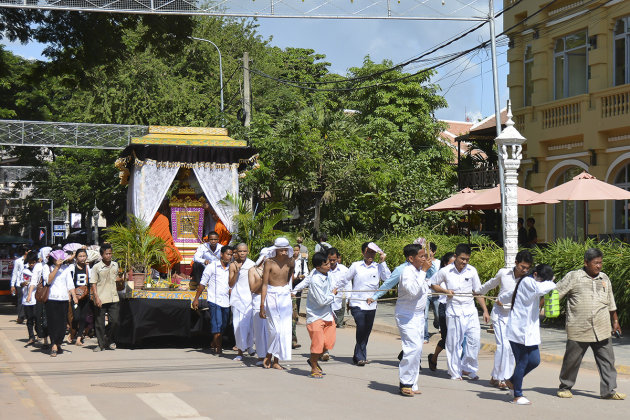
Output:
[137,393,211,420]
[48,395,106,420]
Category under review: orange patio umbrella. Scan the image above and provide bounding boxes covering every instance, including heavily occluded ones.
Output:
[424,188,477,211]
[532,171,630,240]
[466,185,559,210]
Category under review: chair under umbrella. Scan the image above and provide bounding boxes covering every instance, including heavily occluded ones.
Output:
[532,171,630,240]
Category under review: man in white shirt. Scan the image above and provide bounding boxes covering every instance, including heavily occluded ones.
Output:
[229,243,256,361]
[192,231,222,289]
[396,244,433,396]
[431,243,490,380]
[477,250,533,389]
[193,245,234,354]
[345,242,391,366]
[10,246,29,324]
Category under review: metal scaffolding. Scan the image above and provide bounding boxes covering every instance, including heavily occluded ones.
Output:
[0,120,147,149]
[0,0,489,21]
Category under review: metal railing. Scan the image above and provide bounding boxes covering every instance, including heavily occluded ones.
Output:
[0,120,147,149]
[458,167,499,190]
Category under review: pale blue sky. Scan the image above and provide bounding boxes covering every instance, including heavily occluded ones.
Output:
[2,15,509,122]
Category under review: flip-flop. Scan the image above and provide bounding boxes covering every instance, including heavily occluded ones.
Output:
[308,372,324,379]
[233,355,243,361]
[400,387,414,397]
[307,360,325,375]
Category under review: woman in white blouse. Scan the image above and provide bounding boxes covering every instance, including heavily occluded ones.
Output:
[505,264,556,405]
[45,250,78,357]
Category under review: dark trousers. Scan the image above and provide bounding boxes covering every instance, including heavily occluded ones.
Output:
[350,307,376,363]
[16,287,25,320]
[72,299,91,339]
[559,338,618,397]
[437,303,448,349]
[45,300,68,346]
[509,341,540,398]
[94,302,120,349]
[35,301,48,339]
[23,305,36,339]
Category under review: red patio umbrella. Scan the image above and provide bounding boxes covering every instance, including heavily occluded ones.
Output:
[532,171,630,240]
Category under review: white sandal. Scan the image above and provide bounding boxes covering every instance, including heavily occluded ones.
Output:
[511,396,532,405]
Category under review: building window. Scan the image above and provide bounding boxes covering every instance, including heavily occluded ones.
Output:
[524,45,534,106]
[554,167,585,240]
[614,16,630,86]
[614,164,630,232]
[554,30,588,99]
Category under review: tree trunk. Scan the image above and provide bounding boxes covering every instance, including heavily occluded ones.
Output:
[313,195,322,235]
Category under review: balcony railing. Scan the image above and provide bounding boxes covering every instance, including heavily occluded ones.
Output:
[542,101,581,129]
[458,167,499,190]
[601,89,630,118]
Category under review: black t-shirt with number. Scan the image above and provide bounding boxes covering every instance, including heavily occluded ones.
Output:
[73,265,88,288]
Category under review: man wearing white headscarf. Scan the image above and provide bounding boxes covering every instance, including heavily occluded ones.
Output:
[260,238,294,370]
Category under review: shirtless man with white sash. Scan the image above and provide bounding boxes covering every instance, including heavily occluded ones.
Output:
[249,248,270,366]
[260,238,294,370]
[229,243,256,361]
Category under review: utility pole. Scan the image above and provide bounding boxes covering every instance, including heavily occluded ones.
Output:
[243,51,251,128]
[489,0,507,253]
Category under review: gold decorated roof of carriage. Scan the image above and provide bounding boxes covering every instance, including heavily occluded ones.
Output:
[131,126,247,147]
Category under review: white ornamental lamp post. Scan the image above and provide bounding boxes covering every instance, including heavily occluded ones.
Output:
[92,202,100,245]
[495,100,526,268]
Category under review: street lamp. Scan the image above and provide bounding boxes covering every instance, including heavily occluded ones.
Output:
[92,202,100,245]
[495,100,526,268]
[190,36,224,127]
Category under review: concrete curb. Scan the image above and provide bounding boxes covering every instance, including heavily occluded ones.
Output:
[339,316,630,376]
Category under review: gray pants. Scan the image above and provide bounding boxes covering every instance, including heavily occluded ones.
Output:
[559,338,618,397]
[94,302,120,350]
[16,287,25,320]
[334,307,345,327]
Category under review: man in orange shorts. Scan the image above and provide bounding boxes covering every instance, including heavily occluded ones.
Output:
[305,252,337,378]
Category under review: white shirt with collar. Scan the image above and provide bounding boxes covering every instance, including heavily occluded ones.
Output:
[46,265,75,301]
[329,263,349,311]
[434,263,482,317]
[477,267,519,314]
[346,259,391,311]
[10,256,24,288]
[201,260,231,307]
[507,277,556,346]
[193,243,222,265]
[396,263,430,314]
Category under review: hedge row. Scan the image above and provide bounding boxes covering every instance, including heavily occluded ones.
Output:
[290,231,630,327]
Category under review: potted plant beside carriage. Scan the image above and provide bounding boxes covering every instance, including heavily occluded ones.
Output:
[104,215,170,289]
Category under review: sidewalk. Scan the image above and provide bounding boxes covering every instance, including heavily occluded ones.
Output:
[338,301,630,376]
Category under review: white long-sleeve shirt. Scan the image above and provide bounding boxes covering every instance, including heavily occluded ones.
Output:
[329,263,349,311]
[200,260,230,307]
[193,243,222,265]
[477,267,519,313]
[305,270,335,324]
[396,264,430,313]
[434,263,482,317]
[10,256,24,288]
[507,277,556,346]
[346,260,391,310]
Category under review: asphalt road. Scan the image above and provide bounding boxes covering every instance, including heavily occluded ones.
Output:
[0,303,627,420]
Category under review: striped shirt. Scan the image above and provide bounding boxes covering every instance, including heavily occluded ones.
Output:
[556,268,616,342]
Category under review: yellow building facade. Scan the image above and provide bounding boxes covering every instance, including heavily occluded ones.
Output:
[505,0,630,242]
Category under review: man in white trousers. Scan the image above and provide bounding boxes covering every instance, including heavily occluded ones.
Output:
[432,243,490,380]
[229,243,256,361]
[396,244,433,397]
[477,249,533,389]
